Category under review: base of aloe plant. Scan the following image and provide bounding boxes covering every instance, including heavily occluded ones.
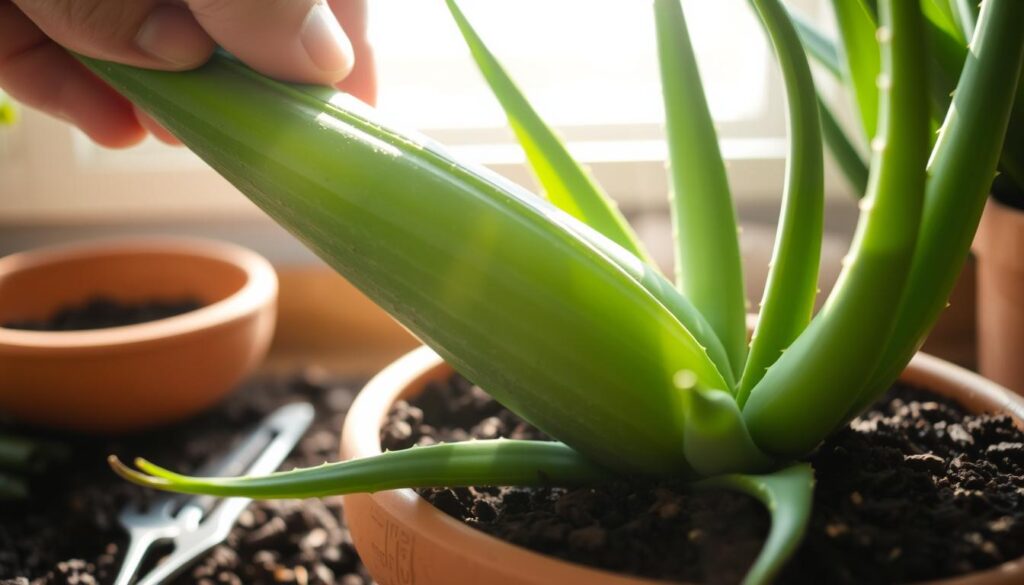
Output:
[340,346,1024,585]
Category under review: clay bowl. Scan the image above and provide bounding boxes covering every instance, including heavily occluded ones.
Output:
[0,238,277,432]
[341,345,1024,585]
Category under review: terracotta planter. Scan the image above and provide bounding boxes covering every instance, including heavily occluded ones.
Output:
[974,198,1024,394]
[0,237,277,432]
[341,345,1024,585]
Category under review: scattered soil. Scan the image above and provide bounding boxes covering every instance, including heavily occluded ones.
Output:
[382,376,1024,585]
[0,368,373,585]
[2,296,203,331]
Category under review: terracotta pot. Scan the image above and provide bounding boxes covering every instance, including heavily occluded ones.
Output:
[973,198,1024,394]
[341,345,1024,585]
[920,255,977,369]
[0,237,277,432]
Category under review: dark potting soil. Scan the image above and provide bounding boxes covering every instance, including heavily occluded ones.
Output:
[2,296,204,331]
[0,368,373,585]
[382,375,1024,585]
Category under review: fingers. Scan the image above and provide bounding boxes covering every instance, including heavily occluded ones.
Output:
[1,0,366,148]
[328,0,376,104]
[11,0,216,69]
[185,0,355,85]
[0,2,144,147]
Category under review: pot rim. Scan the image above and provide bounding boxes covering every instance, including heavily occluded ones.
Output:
[0,237,277,353]
[341,345,1024,585]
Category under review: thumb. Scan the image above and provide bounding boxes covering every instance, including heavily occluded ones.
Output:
[12,0,216,69]
[184,0,356,85]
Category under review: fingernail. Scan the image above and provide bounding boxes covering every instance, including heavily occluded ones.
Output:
[300,2,355,77]
[136,5,213,67]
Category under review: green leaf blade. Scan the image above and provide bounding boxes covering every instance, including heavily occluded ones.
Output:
[832,0,882,142]
[654,0,748,383]
[109,441,613,499]
[443,0,653,265]
[851,0,1024,415]
[737,0,825,406]
[694,463,815,585]
[785,6,843,78]
[744,0,930,458]
[818,96,869,197]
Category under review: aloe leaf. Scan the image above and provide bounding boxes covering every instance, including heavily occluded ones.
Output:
[438,0,742,380]
[694,463,814,585]
[564,220,737,389]
[950,0,977,41]
[831,0,882,142]
[736,0,824,407]
[443,0,653,265]
[78,53,729,475]
[780,8,870,196]
[849,0,1024,415]
[108,440,612,499]
[818,96,869,196]
[923,0,966,44]
[744,0,930,458]
[681,383,773,476]
[924,14,967,123]
[785,6,842,78]
[654,0,748,382]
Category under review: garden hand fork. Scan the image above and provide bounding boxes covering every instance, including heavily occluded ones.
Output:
[113,402,314,585]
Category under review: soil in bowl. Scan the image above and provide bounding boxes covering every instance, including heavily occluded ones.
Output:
[381,375,1024,585]
[2,295,203,331]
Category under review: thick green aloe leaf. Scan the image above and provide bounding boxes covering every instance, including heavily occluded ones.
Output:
[654,0,748,383]
[440,0,737,384]
[818,96,869,196]
[744,0,930,457]
[79,53,728,475]
[850,0,1024,415]
[444,0,654,265]
[109,440,612,498]
[785,6,842,78]
[923,0,967,44]
[737,0,824,407]
[949,0,978,41]
[694,463,814,585]
[831,0,881,142]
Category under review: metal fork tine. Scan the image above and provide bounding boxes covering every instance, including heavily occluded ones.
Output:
[115,402,314,585]
[133,403,314,585]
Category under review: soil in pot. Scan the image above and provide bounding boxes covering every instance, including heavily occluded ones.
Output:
[0,368,372,585]
[381,375,1024,585]
[2,295,204,331]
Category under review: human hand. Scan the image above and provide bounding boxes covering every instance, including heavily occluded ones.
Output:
[0,0,376,147]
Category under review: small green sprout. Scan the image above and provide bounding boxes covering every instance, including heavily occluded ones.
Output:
[79,0,1022,583]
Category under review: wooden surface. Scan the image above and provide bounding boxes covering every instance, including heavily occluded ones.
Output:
[267,267,419,376]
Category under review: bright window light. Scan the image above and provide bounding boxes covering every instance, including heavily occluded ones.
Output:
[370,0,770,132]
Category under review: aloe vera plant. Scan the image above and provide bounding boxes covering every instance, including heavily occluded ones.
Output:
[79,0,1023,582]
